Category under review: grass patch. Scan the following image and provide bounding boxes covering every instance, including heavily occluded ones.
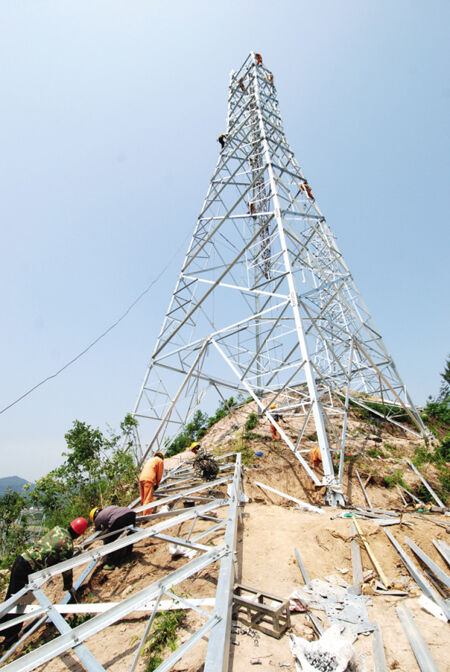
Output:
[235,440,255,466]
[244,413,258,432]
[366,448,380,458]
[143,609,185,672]
[384,469,406,489]
[67,613,94,627]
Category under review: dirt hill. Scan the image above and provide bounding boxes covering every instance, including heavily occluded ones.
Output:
[2,403,449,671]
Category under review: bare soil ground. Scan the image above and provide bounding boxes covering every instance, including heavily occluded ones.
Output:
[2,407,449,671]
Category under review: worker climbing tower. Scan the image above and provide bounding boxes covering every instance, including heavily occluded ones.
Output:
[131,52,427,504]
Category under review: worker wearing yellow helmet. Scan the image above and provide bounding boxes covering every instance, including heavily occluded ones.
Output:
[190,442,201,454]
[89,505,137,570]
[139,451,165,515]
[269,404,283,440]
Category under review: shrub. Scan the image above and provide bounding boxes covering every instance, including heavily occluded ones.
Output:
[245,413,258,432]
[143,609,185,671]
[384,469,406,489]
[366,448,381,458]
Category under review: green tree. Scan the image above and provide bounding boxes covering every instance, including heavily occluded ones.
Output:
[0,490,28,568]
[438,355,450,402]
[30,416,140,528]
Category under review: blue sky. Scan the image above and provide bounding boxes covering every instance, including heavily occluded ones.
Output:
[0,1,448,481]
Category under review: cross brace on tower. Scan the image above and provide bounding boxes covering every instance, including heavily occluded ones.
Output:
[130,52,427,505]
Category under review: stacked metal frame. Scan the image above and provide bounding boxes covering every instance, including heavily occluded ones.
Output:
[130,52,426,504]
[0,453,242,671]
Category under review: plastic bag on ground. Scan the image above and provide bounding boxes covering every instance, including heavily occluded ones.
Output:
[168,543,197,559]
[290,624,355,672]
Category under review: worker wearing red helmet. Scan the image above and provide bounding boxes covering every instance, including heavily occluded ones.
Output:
[0,517,88,649]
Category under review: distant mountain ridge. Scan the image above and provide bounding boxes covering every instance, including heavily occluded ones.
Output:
[0,476,31,496]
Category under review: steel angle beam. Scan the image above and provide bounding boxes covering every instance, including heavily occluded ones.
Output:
[396,604,439,672]
[152,533,211,552]
[294,547,310,585]
[133,474,232,513]
[350,522,363,594]
[384,529,450,620]
[0,609,46,633]
[433,539,450,567]
[372,623,388,672]
[0,586,31,620]
[32,588,106,672]
[0,616,47,666]
[193,519,227,542]
[24,499,227,589]
[405,537,450,589]
[204,454,242,672]
[2,546,227,672]
[7,598,216,617]
[406,461,445,509]
[158,615,220,672]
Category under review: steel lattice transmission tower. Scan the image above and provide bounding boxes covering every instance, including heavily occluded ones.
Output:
[130,52,427,504]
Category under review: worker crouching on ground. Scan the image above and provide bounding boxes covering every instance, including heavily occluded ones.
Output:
[139,451,164,515]
[269,404,283,440]
[90,506,137,571]
[0,517,88,650]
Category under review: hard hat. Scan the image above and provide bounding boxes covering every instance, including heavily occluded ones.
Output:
[155,451,164,459]
[190,442,200,450]
[70,517,88,536]
[89,507,102,521]
[270,404,276,409]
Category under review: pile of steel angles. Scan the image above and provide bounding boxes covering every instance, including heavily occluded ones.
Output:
[0,453,242,672]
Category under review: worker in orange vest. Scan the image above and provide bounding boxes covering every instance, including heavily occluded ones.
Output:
[139,452,164,514]
[269,404,282,440]
[310,445,322,469]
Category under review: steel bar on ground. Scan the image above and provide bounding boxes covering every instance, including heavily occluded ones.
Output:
[8,598,216,617]
[350,521,363,594]
[432,539,450,567]
[255,481,323,513]
[384,529,449,620]
[294,547,310,585]
[372,623,388,672]
[204,454,242,672]
[397,486,407,506]
[400,485,425,506]
[405,537,450,589]
[406,461,445,508]
[356,469,372,509]
[396,604,439,672]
